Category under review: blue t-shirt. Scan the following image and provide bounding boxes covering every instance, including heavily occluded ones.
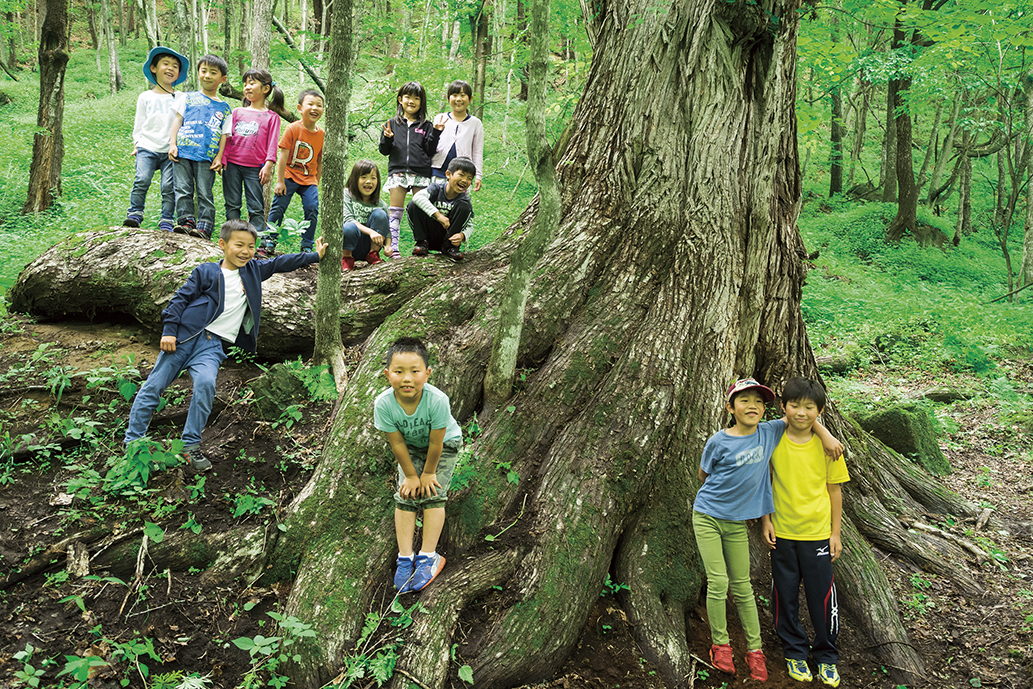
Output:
[692,419,786,521]
[373,383,462,448]
[174,91,233,162]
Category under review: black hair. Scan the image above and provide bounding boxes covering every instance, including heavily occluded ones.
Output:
[347,160,382,202]
[220,219,258,241]
[393,81,428,122]
[198,54,228,77]
[781,377,827,410]
[447,156,477,177]
[298,89,324,105]
[385,337,429,368]
[241,67,285,112]
[447,80,473,98]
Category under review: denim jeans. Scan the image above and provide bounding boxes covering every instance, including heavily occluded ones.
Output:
[223,162,266,234]
[267,179,319,249]
[124,331,227,448]
[173,159,218,236]
[127,148,175,231]
[343,208,389,257]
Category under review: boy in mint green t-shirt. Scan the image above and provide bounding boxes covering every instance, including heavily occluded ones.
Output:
[373,337,462,595]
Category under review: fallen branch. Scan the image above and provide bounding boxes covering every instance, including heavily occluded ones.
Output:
[901,519,990,565]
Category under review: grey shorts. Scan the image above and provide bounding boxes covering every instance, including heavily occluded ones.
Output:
[394,438,461,512]
[384,172,431,191]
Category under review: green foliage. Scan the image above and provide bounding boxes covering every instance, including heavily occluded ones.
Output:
[599,573,630,598]
[336,599,426,687]
[104,439,184,497]
[230,478,277,518]
[13,644,55,688]
[233,612,317,689]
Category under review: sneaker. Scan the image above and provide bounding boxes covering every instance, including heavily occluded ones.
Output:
[412,241,429,257]
[817,663,839,687]
[709,644,735,675]
[300,246,314,253]
[366,251,383,266]
[256,237,277,258]
[411,552,445,591]
[786,659,813,683]
[441,246,464,262]
[390,249,403,259]
[341,256,356,271]
[182,449,212,472]
[746,650,768,682]
[394,555,415,594]
[123,218,140,228]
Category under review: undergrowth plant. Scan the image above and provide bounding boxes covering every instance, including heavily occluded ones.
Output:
[233,611,317,689]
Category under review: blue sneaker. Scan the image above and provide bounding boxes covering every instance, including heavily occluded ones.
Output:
[411,553,445,591]
[786,659,813,682]
[394,556,415,594]
[817,663,840,687]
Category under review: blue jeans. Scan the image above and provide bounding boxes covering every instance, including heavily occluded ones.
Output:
[124,331,227,449]
[173,159,218,236]
[343,208,389,257]
[127,148,175,231]
[223,162,266,234]
[267,179,319,249]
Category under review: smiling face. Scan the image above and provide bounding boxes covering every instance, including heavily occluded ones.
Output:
[445,169,474,197]
[358,171,379,202]
[726,390,766,432]
[150,56,181,90]
[218,230,256,270]
[243,77,270,106]
[782,398,822,434]
[399,93,422,119]
[197,62,227,95]
[385,351,431,408]
[298,94,324,125]
[448,90,471,117]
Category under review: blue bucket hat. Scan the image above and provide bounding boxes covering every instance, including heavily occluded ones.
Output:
[143,46,189,87]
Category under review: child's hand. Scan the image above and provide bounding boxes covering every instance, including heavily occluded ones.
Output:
[259,163,273,185]
[168,144,179,161]
[433,114,446,131]
[382,120,394,138]
[449,232,464,247]
[434,212,450,229]
[418,473,441,498]
[762,519,776,549]
[209,158,224,172]
[474,179,482,192]
[365,229,384,251]
[823,437,845,460]
[274,181,286,196]
[160,336,177,353]
[399,475,421,499]
[830,534,843,562]
[314,236,327,259]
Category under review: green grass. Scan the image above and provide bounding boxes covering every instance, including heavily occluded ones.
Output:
[0,39,539,293]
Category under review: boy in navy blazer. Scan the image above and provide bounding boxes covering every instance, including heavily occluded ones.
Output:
[124,220,325,470]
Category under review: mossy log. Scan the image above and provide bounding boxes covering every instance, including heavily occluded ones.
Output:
[6,227,461,359]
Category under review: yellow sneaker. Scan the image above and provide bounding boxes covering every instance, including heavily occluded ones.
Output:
[818,663,840,687]
[786,659,813,682]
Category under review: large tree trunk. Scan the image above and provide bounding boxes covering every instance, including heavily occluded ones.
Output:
[11,1,986,687]
[22,0,68,215]
[885,18,917,242]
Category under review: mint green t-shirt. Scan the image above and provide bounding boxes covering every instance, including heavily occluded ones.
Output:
[373,382,462,447]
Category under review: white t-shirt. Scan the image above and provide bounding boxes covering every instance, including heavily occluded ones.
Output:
[133,89,186,153]
[206,267,247,342]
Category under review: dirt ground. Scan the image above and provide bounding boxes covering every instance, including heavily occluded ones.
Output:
[0,318,1031,689]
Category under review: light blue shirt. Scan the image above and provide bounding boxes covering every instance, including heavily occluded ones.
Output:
[373,382,462,448]
[692,419,786,521]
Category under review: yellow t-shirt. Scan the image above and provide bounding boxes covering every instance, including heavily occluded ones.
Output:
[770,432,850,540]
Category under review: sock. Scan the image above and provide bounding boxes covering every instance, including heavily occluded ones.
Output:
[398,552,414,560]
[388,207,403,252]
[418,550,436,559]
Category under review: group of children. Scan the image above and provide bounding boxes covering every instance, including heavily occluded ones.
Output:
[124,43,851,686]
[694,377,850,685]
[127,47,482,269]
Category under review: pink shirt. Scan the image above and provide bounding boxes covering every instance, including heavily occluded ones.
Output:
[222,108,281,168]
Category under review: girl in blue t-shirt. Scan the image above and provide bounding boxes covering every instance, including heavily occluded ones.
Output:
[692,378,841,682]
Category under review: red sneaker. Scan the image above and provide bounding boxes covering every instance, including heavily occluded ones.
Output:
[366,251,383,265]
[746,649,768,681]
[341,256,356,271]
[710,644,735,675]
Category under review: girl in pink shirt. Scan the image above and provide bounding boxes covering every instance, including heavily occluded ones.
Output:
[222,68,283,234]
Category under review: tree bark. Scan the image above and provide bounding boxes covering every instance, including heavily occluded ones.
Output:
[954,133,972,245]
[311,0,352,389]
[915,96,942,192]
[830,84,844,197]
[470,1,489,118]
[135,0,159,49]
[22,0,67,215]
[99,0,123,94]
[880,81,897,202]
[885,18,917,242]
[927,89,962,208]
[250,0,274,70]
[1022,72,1033,289]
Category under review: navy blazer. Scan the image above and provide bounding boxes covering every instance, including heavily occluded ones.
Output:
[160,253,319,353]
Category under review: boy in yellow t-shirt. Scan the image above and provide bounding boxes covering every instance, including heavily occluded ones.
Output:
[761,377,849,688]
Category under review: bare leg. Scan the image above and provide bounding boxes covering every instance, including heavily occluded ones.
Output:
[420,507,446,553]
[395,508,417,557]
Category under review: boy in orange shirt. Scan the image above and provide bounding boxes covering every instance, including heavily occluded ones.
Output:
[258,89,325,255]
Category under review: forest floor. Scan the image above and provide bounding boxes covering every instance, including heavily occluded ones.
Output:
[0,319,1030,689]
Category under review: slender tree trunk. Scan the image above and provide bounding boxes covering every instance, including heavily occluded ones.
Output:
[847,78,869,189]
[6,11,17,68]
[830,84,844,196]
[955,133,972,245]
[310,0,352,388]
[881,81,897,201]
[915,97,942,192]
[385,0,401,71]
[22,0,67,214]
[86,4,99,50]
[223,0,232,63]
[1022,74,1033,289]
[448,19,460,62]
[99,0,123,93]
[517,0,528,101]
[927,89,962,207]
[471,1,489,118]
[885,17,917,242]
[482,0,558,415]
[237,0,248,76]
[251,0,275,219]
[135,0,159,49]
[995,149,1009,228]
[117,0,125,46]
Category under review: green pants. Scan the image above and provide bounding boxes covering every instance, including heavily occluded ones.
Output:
[692,510,763,649]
